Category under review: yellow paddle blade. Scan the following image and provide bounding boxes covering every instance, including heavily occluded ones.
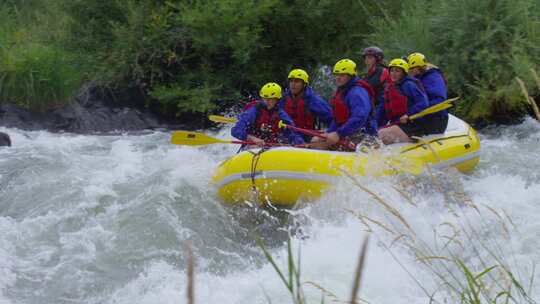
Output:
[208,115,237,124]
[409,97,460,121]
[170,131,230,146]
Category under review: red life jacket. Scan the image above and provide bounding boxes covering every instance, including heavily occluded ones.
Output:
[243,98,259,111]
[330,79,375,126]
[283,95,315,130]
[250,102,281,143]
[383,77,424,122]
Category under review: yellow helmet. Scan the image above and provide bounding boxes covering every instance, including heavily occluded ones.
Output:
[259,82,282,99]
[333,59,357,76]
[287,69,309,84]
[388,58,409,73]
[407,52,427,68]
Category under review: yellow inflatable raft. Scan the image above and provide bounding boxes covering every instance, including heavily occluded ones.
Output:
[212,115,480,206]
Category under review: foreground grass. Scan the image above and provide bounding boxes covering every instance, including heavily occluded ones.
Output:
[183,168,536,303]
[257,168,535,303]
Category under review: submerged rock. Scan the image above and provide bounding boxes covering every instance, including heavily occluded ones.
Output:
[0,132,10,147]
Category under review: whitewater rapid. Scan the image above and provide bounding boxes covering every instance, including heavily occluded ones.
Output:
[1,119,539,304]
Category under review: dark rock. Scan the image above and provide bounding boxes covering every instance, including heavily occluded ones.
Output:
[0,82,205,134]
[0,103,47,130]
[0,132,10,147]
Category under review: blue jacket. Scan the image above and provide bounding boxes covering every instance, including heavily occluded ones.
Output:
[417,68,448,118]
[327,77,378,137]
[231,102,305,145]
[279,86,334,127]
[376,76,429,127]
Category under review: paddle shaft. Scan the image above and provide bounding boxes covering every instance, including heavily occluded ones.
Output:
[280,122,356,150]
[381,97,458,128]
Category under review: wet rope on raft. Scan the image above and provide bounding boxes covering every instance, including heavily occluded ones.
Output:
[247,147,268,206]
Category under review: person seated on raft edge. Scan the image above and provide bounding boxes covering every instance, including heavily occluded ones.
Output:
[407,52,449,133]
[231,82,305,149]
[278,68,334,141]
[361,46,390,107]
[376,58,431,145]
[310,58,378,151]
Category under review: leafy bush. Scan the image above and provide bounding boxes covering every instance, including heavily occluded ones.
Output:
[0,3,82,111]
[367,0,540,123]
[0,43,81,110]
[1,0,538,122]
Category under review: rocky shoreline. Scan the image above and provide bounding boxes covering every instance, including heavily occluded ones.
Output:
[0,83,211,146]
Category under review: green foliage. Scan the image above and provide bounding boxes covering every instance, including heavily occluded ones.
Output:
[0,43,81,110]
[1,0,538,121]
[368,0,540,123]
[0,3,82,110]
[64,0,400,116]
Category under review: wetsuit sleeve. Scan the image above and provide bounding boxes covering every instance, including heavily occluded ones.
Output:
[423,71,447,106]
[402,81,429,116]
[231,107,257,140]
[307,93,334,126]
[335,87,372,137]
[278,110,305,145]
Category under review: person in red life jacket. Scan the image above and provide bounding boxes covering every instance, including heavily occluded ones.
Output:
[361,46,390,106]
[407,52,449,133]
[231,82,304,147]
[279,69,333,139]
[311,59,377,150]
[376,58,430,144]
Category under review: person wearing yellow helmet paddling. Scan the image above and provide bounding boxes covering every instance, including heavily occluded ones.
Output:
[311,59,377,150]
[361,46,390,106]
[231,82,304,147]
[407,52,449,133]
[376,58,431,144]
[278,69,333,140]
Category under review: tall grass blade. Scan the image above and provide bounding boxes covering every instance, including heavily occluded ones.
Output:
[349,236,369,304]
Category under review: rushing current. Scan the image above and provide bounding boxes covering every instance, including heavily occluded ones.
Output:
[1,118,539,304]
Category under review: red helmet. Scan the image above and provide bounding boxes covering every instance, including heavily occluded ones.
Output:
[362,46,384,62]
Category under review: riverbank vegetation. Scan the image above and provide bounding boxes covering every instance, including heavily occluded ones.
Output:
[1,0,539,124]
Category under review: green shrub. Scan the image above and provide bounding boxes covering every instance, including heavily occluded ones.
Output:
[367,0,540,123]
[0,43,82,110]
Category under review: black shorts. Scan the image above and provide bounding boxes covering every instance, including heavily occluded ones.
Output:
[399,114,449,137]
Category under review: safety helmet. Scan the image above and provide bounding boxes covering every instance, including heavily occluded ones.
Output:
[362,46,384,61]
[259,82,282,99]
[388,58,409,73]
[333,59,357,76]
[407,52,427,68]
[287,69,309,84]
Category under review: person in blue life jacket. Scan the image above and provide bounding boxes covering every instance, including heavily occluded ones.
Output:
[311,59,378,150]
[376,58,430,144]
[279,69,333,140]
[361,46,390,106]
[231,82,305,148]
[407,52,449,133]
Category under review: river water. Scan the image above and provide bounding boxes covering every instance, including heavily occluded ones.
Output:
[1,119,539,304]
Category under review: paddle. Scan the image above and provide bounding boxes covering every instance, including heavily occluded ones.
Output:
[277,121,357,150]
[170,130,308,148]
[380,96,460,129]
[409,96,459,121]
[170,131,255,146]
[208,115,237,124]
